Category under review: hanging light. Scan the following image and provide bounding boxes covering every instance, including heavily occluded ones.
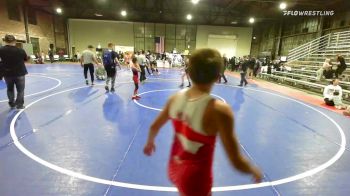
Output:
[187,14,192,20]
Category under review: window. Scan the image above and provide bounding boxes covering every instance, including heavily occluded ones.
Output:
[155,24,165,37]
[133,23,197,53]
[6,0,21,21]
[165,24,176,52]
[135,38,145,51]
[144,23,155,51]
[28,8,37,25]
[134,23,145,51]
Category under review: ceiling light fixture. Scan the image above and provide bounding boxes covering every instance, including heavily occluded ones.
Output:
[249,17,255,24]
[121,10,127,16]
[187,14,192,20]
[191,0,200,4]
[231,21,238,24]
[56,8,62,14]
[95,13,103,17]
[279,2,287,10]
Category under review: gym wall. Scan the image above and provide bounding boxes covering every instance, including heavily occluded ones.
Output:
[68,19,135,55]
[196,25,253,58]
[68,19,253,57]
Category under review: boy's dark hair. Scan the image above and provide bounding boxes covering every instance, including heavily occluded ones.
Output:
[188,48,222,84]
[108,43,114,48]
[132,57,137,64]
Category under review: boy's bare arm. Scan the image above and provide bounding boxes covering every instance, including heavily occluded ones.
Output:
[147,95,175,141]
[144,95,176,156]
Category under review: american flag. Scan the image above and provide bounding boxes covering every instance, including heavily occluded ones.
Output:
[155,36,164,53]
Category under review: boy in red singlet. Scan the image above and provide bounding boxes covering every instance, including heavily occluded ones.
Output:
[144,48,262,196]
[131,57,141,100]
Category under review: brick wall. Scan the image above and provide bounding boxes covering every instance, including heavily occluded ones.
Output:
[0,1,26,42]
[0,1,66,55]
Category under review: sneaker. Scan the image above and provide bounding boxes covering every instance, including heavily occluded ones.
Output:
[91,82,94,86]
[244,82,248,86]
[111,88,115,92]
[86,80,89,85]
[9,102,16,109]
[135,95,141,99]
[105,86,109,92]
[179,84,184,88]
[16,105,25,110]
[238,84,243,87]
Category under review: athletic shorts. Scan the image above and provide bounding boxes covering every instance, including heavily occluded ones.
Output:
[168,160,212,196]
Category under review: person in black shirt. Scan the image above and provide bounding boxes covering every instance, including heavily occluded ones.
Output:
[48,48,54,63]
[247,57,256,79]
[238,56,249,86]
[219,55,228,83]
[335,55,347,78]
[102,43,119,92]
[0,34,28,109]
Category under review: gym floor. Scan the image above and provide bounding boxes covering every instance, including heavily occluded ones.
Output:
[0,63,349,196]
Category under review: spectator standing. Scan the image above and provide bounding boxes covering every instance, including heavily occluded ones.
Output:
[48,48,54,63]
[41,51,45,62]
[0,35,29,109]
[238,57,249,86]
[80,45,101,86]
[253,58,261,77]
[103,43,119,92]
[137,50,147,83]
[219,54,228,83]
[247,57,256,79]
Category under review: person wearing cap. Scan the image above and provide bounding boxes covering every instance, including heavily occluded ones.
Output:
[80,45,101,86]
[0,34,29,109]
